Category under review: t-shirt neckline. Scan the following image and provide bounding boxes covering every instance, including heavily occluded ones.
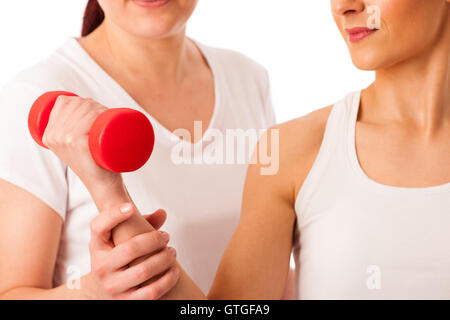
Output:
[66,37,221,147]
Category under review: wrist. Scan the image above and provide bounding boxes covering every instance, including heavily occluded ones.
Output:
[78,273,105,300]
[85,175,131,212]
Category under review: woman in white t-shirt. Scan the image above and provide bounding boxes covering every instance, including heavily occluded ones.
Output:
[0,0,277,299]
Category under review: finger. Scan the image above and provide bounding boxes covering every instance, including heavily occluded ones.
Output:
[65,101,105,136]
[92,102,108,113]
[144,209,167,230]
[107,230,170,270]
[53,96,85,127]
[122,266,180,300]
[117,248,176,292]
[89,203,135,250]
[109,247,176,293]
[46,96,79,140]
[50,98,93,147]
[50,95,76,120]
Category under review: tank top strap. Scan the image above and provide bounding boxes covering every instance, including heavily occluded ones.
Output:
[294,90,361,223]
[325,90,361,157]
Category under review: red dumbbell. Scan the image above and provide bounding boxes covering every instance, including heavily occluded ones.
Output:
[28,91,155,173]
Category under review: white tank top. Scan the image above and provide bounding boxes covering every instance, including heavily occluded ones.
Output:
[293,91,450,299]
[0,38,276,293]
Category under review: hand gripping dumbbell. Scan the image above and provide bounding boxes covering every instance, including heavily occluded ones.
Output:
[28,91,155,173]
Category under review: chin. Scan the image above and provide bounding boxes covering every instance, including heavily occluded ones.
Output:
[350,55,380,71]
[349,49,393,71]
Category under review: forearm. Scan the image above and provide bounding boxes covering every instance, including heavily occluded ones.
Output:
[86,178,206,300]
[0,274,95,300]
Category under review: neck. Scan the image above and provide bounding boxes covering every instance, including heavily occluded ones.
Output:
[88,20,192,83]
[363,19,450,136]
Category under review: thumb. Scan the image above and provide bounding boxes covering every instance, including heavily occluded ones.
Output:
[144,209,167,230]
[90,202,135,250]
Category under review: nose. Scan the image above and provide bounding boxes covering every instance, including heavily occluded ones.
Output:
[332,0,365,16]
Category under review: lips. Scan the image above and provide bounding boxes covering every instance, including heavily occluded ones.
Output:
[132,0,170,9]
[345,27,379,43]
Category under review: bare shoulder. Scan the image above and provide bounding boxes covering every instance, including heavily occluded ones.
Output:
[261,105,333,202]
[275,105,332,158]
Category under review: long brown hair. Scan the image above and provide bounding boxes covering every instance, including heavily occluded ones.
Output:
[81,0,105,37]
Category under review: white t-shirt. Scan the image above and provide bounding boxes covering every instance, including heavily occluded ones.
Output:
[0,38,276,293]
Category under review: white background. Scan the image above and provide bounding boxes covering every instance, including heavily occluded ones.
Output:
[0,0,374,123]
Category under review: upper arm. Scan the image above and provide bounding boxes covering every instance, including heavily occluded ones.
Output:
[0,179,63,295]
[0,79,69,295]
[208,107,332,299]
[208,125,298,299]
[210,148,295,299]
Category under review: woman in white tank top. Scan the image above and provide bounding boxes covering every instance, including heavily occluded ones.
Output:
[206,0,450,299]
